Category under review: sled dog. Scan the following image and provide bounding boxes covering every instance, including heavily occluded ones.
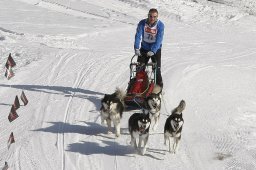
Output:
[128,112,151,155]
[145,85,162,131]
[164,100,185,153]
[100,88,125,137]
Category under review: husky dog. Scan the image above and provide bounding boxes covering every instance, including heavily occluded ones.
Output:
[100,88,125,137]
[145,84,162,130]
[145,94,161,131]
[128,112,151,155]
[164,100,185,153]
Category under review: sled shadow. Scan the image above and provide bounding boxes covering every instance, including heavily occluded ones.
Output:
[33,121,106,135]
[0,84,104,110]
[67,140,134,157]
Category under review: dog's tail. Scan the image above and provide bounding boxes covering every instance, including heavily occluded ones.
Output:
[152,84,162,95]
[172,100,186,114]
[115,87,126,104]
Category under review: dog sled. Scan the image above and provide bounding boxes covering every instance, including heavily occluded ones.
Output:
[124,55,157,110]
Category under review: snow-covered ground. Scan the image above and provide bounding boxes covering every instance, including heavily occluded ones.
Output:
[1,0,256,169]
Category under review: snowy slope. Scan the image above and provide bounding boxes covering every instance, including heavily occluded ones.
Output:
[1,0,256,169]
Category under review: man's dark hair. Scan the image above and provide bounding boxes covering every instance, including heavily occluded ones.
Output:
[148,8,158,14]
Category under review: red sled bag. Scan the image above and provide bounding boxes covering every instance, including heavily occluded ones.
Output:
[128,70,148,94]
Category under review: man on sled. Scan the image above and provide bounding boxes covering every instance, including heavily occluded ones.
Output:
[134,8,165,88]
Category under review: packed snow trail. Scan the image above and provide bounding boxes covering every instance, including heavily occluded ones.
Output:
[1,0,256,170]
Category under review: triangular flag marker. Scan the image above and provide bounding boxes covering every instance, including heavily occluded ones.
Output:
[5,53,16,69]
[7,132,15,149]
[14,95,20,110]
[21,91,28,106]
[8,105,19,122]
[4,67,15,80]
[2,162,9,170]
[4,53,16,80]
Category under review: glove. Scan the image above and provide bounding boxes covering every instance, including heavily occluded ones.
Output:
[135,49,141,56]
[147,51,154,57]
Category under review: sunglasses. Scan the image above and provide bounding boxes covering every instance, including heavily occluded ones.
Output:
[148,14,158,18]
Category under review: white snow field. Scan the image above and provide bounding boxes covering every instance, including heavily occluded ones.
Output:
[1,0,256,169]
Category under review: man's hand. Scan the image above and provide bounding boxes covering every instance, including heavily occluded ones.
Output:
[147,51,154,57]
[135,49,141,56]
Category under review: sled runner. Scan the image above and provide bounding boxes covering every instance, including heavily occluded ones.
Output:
[124,55,157,110]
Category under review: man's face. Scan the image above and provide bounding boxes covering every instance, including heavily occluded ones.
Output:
[148,12,158,25]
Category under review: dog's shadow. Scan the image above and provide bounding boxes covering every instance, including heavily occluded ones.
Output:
[33,121,107,136]
[66,140,135,157]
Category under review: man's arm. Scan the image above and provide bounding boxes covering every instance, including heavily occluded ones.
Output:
[134,20,144,50]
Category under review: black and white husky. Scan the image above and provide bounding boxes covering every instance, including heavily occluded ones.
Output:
[145,84,162,131]
[145,94,161,131]
[128,112,151,155]
[100,88,125,137]
[164,100,185,153]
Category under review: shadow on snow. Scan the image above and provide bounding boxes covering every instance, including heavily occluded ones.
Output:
[0,84,104,110]
[66,140,135,157]
[33,121,107,135]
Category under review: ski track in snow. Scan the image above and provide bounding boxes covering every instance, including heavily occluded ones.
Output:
[61,52,97,170]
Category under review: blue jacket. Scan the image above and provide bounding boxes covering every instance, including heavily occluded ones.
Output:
[134,19,164,54]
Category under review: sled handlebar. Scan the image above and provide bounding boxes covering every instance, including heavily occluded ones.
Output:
[130,55,157,68]
[131,54,136,63]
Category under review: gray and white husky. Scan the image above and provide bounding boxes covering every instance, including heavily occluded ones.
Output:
[164,100,185,153]
[128,112,151,155]
[100,88,125,137]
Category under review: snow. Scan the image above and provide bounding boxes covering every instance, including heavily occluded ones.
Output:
[1,0,256,169]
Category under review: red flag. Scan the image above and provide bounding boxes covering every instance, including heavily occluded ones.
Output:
[14,95,20,110]
[2,162,9,170]
[5,53,16,69]
[7,132,15,149]
[21,91,28,106]
[8,105,19,122]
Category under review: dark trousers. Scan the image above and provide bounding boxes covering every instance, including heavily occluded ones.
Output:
[137,48,163,88]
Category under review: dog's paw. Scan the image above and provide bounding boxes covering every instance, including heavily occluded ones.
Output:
[141,148,147,155]
[107,131,113,134]
[115,133,120,137]
[169,150,176,154]
[101,120,107,125]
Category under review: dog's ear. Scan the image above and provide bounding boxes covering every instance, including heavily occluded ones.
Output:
[101,95,105,101]
[145,112,150,119]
